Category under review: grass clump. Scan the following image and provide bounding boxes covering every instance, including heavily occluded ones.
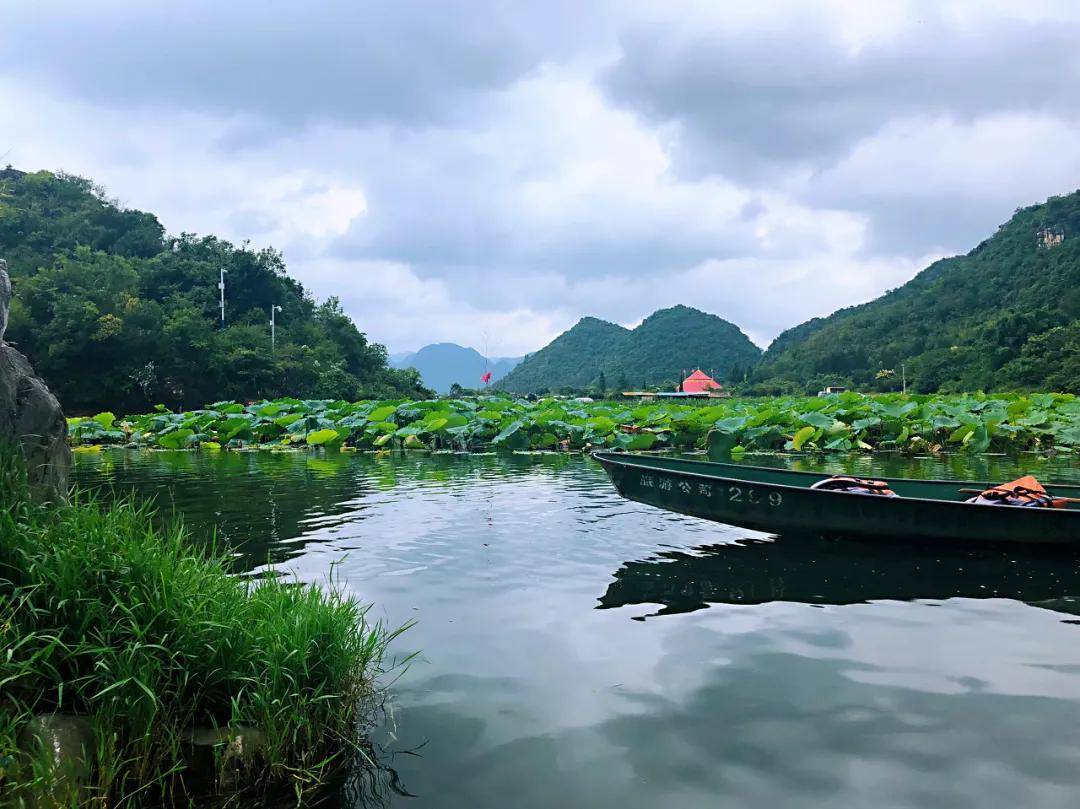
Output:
[0,451,402,805]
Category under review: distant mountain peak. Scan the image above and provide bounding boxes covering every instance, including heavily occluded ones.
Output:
[574,315,623,327]
[390,342,522,393]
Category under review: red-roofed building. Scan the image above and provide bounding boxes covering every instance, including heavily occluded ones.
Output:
[681,369,722,394]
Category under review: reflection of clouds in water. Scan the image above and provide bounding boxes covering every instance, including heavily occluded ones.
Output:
[805,599,1080,699]
[602,650,1080,807]
[384,596,1080,806]
[387,649,1080,808]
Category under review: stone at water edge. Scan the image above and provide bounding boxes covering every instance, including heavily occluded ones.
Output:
[18,714,94,798]
[187,725,268,790]
[188,725,268,760]
[0,258,71,501]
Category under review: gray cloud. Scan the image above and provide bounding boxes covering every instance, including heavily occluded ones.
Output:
[0,1,582,131]
[603,13,1080,181]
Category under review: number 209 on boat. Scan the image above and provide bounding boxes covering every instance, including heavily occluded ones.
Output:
[639,474,782,507]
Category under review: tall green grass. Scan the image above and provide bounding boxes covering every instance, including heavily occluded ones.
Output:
[0,450,404,805]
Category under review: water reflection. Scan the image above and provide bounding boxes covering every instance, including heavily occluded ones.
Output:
[76,449,580,571]
[73,449,1080,809]
[599,534,1080,619]
[595,649,1080,806]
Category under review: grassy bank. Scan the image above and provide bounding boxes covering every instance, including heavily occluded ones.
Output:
[67,391,1080,455]
[0,452,402,806]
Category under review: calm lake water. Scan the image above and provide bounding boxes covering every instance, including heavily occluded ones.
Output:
[74,450,1080,809]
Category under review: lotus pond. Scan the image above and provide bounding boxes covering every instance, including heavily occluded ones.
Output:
[68,392,1080,455]
[72,447,1080,809]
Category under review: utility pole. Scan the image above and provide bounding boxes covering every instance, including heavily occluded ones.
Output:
[218,268,228,327]
[902,362,907,395]
[271,305,282,353]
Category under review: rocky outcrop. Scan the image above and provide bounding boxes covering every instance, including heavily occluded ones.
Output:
[0,258,9,341]
[0,259,71,501]
[18,714,93,801]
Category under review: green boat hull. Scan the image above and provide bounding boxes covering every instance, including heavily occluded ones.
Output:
[592,452,1080,545]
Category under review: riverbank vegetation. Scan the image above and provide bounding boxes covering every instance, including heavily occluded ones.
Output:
[66,391,1080,455]
[0,167,429,412]
[0,451,400,805]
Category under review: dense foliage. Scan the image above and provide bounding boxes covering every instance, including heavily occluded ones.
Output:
[0,167,429,413]
[67,391,1080,455]
[498,316,629,393]
[601,305,762,388]
[751,190,1080,394]
[499,305,761,394]
[0,450,397,804]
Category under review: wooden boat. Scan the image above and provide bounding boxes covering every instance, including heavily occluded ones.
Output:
[592,451,1080,545]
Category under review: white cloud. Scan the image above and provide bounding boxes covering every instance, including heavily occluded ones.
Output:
[816,113,1080,201]
[299,259,569,356]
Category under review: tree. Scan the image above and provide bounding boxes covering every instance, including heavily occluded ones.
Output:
[1,169,430,411]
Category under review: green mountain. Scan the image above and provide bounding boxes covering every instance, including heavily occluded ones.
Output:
[390,342,522,393]
[603,305,762,388]
[0,167,427,412]
[751,190,1080,394]
[498,306,761,394]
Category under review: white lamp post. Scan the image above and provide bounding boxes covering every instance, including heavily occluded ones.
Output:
[218,268,228,326]
[271,305,282,352]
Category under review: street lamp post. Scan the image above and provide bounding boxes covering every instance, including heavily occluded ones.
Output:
[271,305,282,353]
[218,268,228,327]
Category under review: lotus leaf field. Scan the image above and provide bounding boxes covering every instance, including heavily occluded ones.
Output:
[64,392,1080,456]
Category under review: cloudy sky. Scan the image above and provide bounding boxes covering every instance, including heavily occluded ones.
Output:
[4,0,1080,356]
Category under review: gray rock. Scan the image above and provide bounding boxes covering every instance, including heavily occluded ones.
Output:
[188,725,267,760]
[18,714,94,801]
[0,258,9,341]
[187,725,268,790]
[0,259,70,501]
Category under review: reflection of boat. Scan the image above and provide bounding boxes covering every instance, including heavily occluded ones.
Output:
[598,534,1080,618]
[593,452,1080,545]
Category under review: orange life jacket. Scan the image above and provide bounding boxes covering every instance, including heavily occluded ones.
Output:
[966,475,1066,508]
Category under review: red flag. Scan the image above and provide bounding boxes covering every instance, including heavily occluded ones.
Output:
[481,371,492,385]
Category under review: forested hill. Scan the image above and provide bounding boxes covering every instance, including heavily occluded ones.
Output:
[0,168,427,412]
[498,305,761,394]
[602,305,761,388]
[751,190,1080,394]
[498,317,630,393]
